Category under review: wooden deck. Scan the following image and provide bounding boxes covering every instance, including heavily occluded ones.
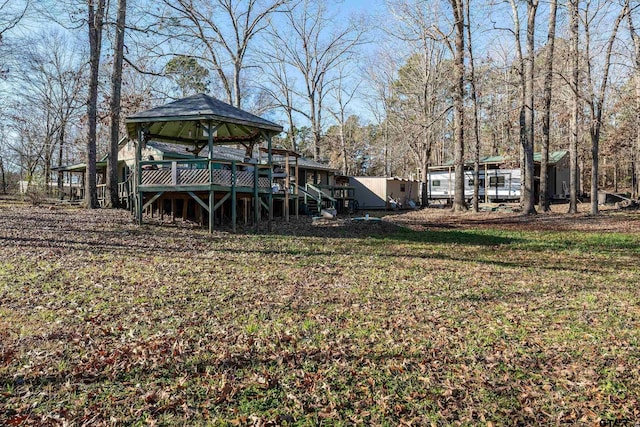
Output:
[135,158,274,232]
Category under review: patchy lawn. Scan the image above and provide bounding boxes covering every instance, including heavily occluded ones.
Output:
[1,198,639,426]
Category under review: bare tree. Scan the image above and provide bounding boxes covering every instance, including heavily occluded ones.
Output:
[583,1,626,215]
[19,44,60,193]
[522,0,538,215]
[328,67,360,176]
[386,0,455,206]
[628,0,640,199]
[466,0,481,212]
[539,0,558,212]
[154,0,289,108]
[507,0,538,214]
[269,0,364,161]
[85,0,106,209]
[450,0,467,212]
[568,0,580,213]
[107,0,127,208]
[261,47,302,151]
[0,0,29,45]
[7,114,46,189]
[365,52,396,177]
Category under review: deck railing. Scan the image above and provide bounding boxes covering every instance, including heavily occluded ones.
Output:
[139,159,271,189]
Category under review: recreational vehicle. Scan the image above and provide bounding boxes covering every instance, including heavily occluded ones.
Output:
[428,169,521,202]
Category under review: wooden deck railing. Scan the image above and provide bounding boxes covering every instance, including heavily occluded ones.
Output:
[138,159,271,189]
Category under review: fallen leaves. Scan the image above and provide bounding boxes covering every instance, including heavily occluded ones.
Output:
[1,198,639,425]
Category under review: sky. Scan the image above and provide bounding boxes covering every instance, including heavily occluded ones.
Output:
[1,0,634,142]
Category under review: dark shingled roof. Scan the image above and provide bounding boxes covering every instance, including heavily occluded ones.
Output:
[127,93,282,132]
[125,94,283,145]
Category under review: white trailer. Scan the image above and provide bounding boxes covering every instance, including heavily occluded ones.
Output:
[428,169,521,202]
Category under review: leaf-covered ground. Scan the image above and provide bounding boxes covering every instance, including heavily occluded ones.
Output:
[1,198,639,426]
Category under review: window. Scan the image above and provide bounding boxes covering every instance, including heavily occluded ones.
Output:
[489,176,506,187]
[432,180,441,187]
[468,178,485,187]
[400,183,406,192]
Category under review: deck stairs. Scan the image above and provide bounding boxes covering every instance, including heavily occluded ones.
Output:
[297,184,337,215]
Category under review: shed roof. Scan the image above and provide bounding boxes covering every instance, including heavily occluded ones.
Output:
[125,94,283,145]
[434,150,568,168]
[54,161,107,172]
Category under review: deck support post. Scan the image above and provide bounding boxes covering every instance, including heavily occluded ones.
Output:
[253,166,260,226]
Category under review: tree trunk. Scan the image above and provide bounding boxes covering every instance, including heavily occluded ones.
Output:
[539,0,557,212]
[57,126,65,199]
[421,152,429,207]
[590,131,599,215]
[568,0,579,213]
[107,0,127,209]
[465,0,480,213]
[522,0,538,215]
[508,0,527,206]
[636,78,640,199]
[628,2,640,199]
[44,144,52,196]
[450,0,466,212]
[340,121,348,176]
[234,62,242,108]
[586,3,625,216]
[287,112,296,152]
[0,157,6,194]
[309,94,320,161]
[384,120,389,177]
[86,0,106,209]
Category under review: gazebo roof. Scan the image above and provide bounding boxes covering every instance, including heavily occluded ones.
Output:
[126,93,283,145]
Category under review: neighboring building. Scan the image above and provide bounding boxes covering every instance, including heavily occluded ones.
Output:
[428,150,570,202]
[349,177,420,210]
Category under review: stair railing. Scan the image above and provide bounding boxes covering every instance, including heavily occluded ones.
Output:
[307,183,337,209]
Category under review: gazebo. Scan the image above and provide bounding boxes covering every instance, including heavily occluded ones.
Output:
[125,93,283,232]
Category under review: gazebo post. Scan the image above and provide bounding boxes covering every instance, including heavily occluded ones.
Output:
[136,125,144,225]
[207,120,215,233]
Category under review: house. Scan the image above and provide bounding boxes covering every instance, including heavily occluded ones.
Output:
[57,94,344,229]
[349,176,420,210]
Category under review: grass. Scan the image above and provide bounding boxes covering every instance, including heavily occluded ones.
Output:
[1,198,639,425]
